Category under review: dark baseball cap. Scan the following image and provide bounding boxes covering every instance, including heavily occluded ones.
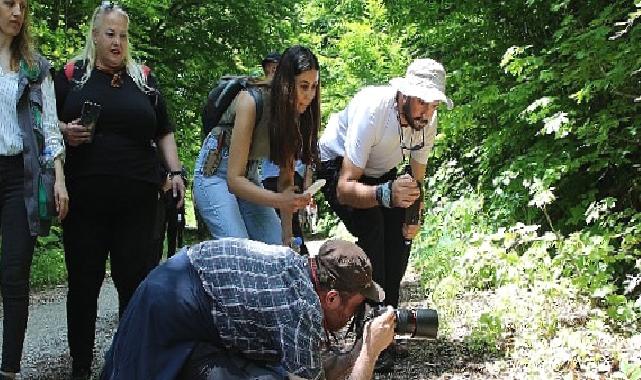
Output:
[261,52,281,66]
[315,240,385,303]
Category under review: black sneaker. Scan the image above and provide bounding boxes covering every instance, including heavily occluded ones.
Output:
[374,348,395,373]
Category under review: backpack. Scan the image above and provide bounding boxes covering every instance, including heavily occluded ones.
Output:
[201,76,265,138]
[63,60,158,107]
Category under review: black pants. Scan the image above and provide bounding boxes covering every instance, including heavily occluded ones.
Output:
[0,155,36,373]
[178,343,286,380]
[317,158,411,308]
[262,174,309,256]
[62,176,157,371]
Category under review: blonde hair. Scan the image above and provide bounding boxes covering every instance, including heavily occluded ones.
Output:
[72,4,151,92]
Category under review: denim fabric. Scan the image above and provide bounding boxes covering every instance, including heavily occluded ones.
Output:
[193,134,281,244]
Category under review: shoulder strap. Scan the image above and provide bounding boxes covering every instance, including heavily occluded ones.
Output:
[64,61,150,82]
[246,86,263,128]
[141,65,151,79]
[64,61,76,81]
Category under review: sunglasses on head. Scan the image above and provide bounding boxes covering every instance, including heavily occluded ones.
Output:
[100,0,124,11]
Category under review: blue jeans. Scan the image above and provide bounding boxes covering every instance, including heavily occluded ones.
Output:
[193,134,281,244]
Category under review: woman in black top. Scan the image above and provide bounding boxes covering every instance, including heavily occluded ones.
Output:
[54,3,184,378]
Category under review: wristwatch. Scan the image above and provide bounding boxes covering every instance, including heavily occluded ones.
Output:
[378,180,392,208]
[168,169,184,179]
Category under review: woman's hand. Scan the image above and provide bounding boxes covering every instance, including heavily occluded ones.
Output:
[54,178,69,220]
[60,119,91,146]
[170,174,185,208]
[277,186,311,214]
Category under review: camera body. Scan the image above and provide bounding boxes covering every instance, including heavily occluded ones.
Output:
[402,165,423,225]
[368,306,438,339]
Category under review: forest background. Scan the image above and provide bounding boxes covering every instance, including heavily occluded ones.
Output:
[25,0,641,378]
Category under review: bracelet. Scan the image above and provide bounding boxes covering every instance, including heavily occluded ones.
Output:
[380,180,392,208]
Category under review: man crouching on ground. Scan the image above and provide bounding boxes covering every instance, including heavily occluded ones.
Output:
[100,238,395,379]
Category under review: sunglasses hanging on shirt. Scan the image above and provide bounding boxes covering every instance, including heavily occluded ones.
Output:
[395,95,426,152]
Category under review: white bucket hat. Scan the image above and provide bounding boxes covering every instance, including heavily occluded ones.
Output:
[389,58,454,110]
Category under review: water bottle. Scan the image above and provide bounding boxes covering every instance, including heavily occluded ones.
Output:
[291,236,303,254]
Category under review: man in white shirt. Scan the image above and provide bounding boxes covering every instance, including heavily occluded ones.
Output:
[317,58,453,371]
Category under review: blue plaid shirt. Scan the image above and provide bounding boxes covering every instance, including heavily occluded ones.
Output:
[187,238,325,379]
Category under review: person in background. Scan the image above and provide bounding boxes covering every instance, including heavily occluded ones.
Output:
[193,46,319,246]
[54,2,184,378]
[101,238,395,380]
[317,58,453,371]
[0,0,68,378]
[261,51,280,79]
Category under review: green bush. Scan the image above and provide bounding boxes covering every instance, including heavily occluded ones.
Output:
[30,226,67,289]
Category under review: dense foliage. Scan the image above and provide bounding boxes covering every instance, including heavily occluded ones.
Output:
[25,0,640,376]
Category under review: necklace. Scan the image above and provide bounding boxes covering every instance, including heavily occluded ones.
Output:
[96,64,125,88]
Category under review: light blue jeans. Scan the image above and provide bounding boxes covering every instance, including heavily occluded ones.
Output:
[193,134,282,244]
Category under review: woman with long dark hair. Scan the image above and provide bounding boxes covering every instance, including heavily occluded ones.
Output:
[194,45,320,245]
[0,0,67,378]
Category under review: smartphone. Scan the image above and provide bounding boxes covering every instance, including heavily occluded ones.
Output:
[304,179,326,196]
[80,101,102,141]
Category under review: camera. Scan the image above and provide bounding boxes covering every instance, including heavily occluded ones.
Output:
[368,306,438,339]
[402,165,423,225]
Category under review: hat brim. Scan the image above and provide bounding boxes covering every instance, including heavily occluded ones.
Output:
[361,281,385,303]
[390,78,454,110]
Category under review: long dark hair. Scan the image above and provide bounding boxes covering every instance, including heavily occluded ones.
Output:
[9,0,35,70]
[269,45,320,168]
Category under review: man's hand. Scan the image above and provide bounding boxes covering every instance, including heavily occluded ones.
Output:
[60,119,91,146]
[362,307,395,357]
[402,201,424,240]
[391,174,420,208]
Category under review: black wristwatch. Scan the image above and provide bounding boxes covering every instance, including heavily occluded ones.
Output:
[168,170,183,179]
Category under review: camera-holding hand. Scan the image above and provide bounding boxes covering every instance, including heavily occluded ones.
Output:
[361,307,396,358]
[390,174,420,208]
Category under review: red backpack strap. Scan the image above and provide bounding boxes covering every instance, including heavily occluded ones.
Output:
[141,65,151,79]
[64,61,76,81]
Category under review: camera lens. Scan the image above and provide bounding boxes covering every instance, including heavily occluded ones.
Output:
[394,308,438,339]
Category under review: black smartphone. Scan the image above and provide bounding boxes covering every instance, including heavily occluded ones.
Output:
[80,101,102,141]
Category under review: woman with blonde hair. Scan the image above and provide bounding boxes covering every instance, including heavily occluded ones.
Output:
[54,2,184,378]
[0,0,67,378]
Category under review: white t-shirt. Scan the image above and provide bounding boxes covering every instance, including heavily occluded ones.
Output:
[319,86,436,178]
